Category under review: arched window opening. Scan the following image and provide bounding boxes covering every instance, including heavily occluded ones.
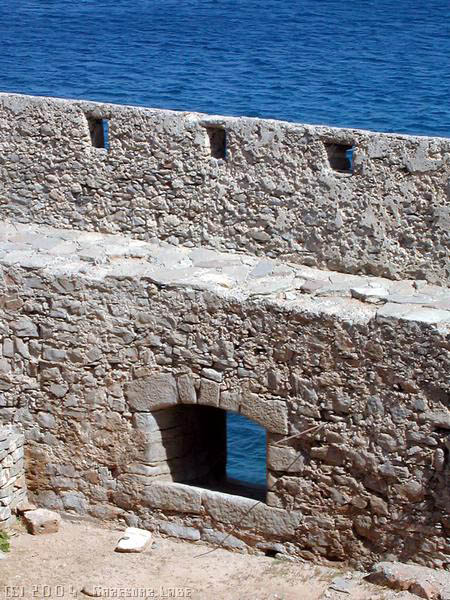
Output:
[142,405,267,502]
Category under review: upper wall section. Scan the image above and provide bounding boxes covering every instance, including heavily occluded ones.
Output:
[0,93,449,284]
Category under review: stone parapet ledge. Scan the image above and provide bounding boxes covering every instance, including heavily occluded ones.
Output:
[0,221,449,330]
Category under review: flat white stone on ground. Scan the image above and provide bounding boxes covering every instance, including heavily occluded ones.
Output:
[115,527,152,553]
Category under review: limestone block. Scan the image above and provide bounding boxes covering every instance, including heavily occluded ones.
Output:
[115,527,152,553]
[201,368,223,383]
[16,500,37,515]
[34,490,64,511]
[202,488,301,538]
[61,492,87,514]
[126,463,171,478]
[143,482,202,514]
[198,379,220,407]
[406,308,450,326]
[202,489,258,528]
[125,373,178,411]
[159,521,200,541]
[0,515,15,529]
[177,374,197,404]
[36,412,57,430]
[23,508,61,535]
[143,424,185,445]
[240,393,288,434]
[201,528,247,550]
[220,390,240,412]
[11,317,38,338]
[266,491,284,509]
[267,446,304,473]
[0,470,10,487]
[132,408,182,433]
[141,436,186,463]
[377,303,450,326]
[351,286,389,303]
[253,503,303,538]
[42,346,67,362]
[420,410,450,430]
[0,485,13,500]
[0,506,11,520]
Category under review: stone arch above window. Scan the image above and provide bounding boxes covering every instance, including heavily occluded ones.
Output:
[124,371,288,435]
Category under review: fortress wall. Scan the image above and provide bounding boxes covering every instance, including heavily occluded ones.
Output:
[0,93,449,284]
[0,225,449,568]
[0,426,27,529]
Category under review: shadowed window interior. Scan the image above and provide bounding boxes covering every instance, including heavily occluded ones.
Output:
[206,127,227,159]
[88,117,109,150]
[325,142,354,173]
[154,405,266,501]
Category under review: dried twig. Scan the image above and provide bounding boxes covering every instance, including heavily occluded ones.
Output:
[272,424,323,447]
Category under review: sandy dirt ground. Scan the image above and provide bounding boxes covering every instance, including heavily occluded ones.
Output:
[1,518,414,600]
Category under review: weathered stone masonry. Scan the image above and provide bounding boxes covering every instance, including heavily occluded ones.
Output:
[0,426,27,529]
[0,92,449,284]
[0,93,449,569]
[0,221,449,568]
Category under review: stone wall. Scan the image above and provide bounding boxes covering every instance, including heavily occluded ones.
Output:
[0,92,449,285]
[0,426,27,529]
[0,221,449,568]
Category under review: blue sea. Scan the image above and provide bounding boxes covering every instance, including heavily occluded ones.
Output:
[1,0,449,485]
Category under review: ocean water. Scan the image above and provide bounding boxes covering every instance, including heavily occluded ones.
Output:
[227,413,266,486]
[1,0,449,484]
[1,0,450,136]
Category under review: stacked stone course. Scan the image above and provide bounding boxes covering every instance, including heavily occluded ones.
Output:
[0,426,27,529]
[0,93,448,568]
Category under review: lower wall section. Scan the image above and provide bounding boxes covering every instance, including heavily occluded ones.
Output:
[0,243,449,569]
[0,426,27,529]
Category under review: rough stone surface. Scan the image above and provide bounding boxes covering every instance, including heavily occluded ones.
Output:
[16,500,37,515]
[177,374,197,404]
[201,528,248,550]
[125,374,178,411]
[143,483,203,514]
[365,562,450,599]
[198,379,220,407]
[23,508,61,535]
[329,576,355,594]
